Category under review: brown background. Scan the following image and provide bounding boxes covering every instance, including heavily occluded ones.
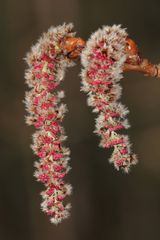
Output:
[1,0,160,239]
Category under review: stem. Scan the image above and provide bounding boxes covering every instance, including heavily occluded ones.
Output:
[123,59,160,78]
[61,36,160,79]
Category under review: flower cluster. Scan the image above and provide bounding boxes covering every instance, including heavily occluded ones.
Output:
[80,25,138,173]
[24,23,76,224]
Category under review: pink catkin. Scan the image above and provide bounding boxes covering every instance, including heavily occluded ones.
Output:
[24,23,76,224]
[81,25,138,173]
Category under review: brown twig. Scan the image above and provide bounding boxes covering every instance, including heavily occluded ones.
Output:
[61,36,160,79]
[123,59,160,77]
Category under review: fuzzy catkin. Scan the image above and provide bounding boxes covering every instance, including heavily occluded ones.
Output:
[24,23,75,224]
[80,25,138,173]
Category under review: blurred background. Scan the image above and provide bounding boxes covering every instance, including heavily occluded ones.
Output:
[1,0,160,239]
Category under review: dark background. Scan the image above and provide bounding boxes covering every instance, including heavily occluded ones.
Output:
[1,0,160,239]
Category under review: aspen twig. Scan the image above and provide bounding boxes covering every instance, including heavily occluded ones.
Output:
[61,36,160,79]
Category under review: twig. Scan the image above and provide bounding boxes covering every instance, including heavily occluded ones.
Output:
[61,36,160,78]
[123,59,159,77]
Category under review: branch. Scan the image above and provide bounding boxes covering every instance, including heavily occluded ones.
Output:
[60,36,160,79]
[123,59,160,78]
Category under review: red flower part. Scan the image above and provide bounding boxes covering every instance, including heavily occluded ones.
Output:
[48,63,55,69]
[43,136,53,144]
[105,138,124,148]
[53,153,63,160]
[108,124,124,132]
[43,72,49,79]
[33,96,40,105]
[41,53,53,62]
[56,173,66,179]
[41,164,49,171]
[120,148,128,155]
[34,63,43,70]
[87,69,97,78]
[37,150,46,158]
[48,75,55,81]
[35,73,42,79]
[34,116,45,128]
[115,159,125,167]
[47,210,55,216]
[47,200,54,207]
[46,186,55,196]
[38,174,50,183]
[108,112,120,118]
[57,195,65,201]
[54,165,63,172]
[40,102,52,110]
[47,113,57,120]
